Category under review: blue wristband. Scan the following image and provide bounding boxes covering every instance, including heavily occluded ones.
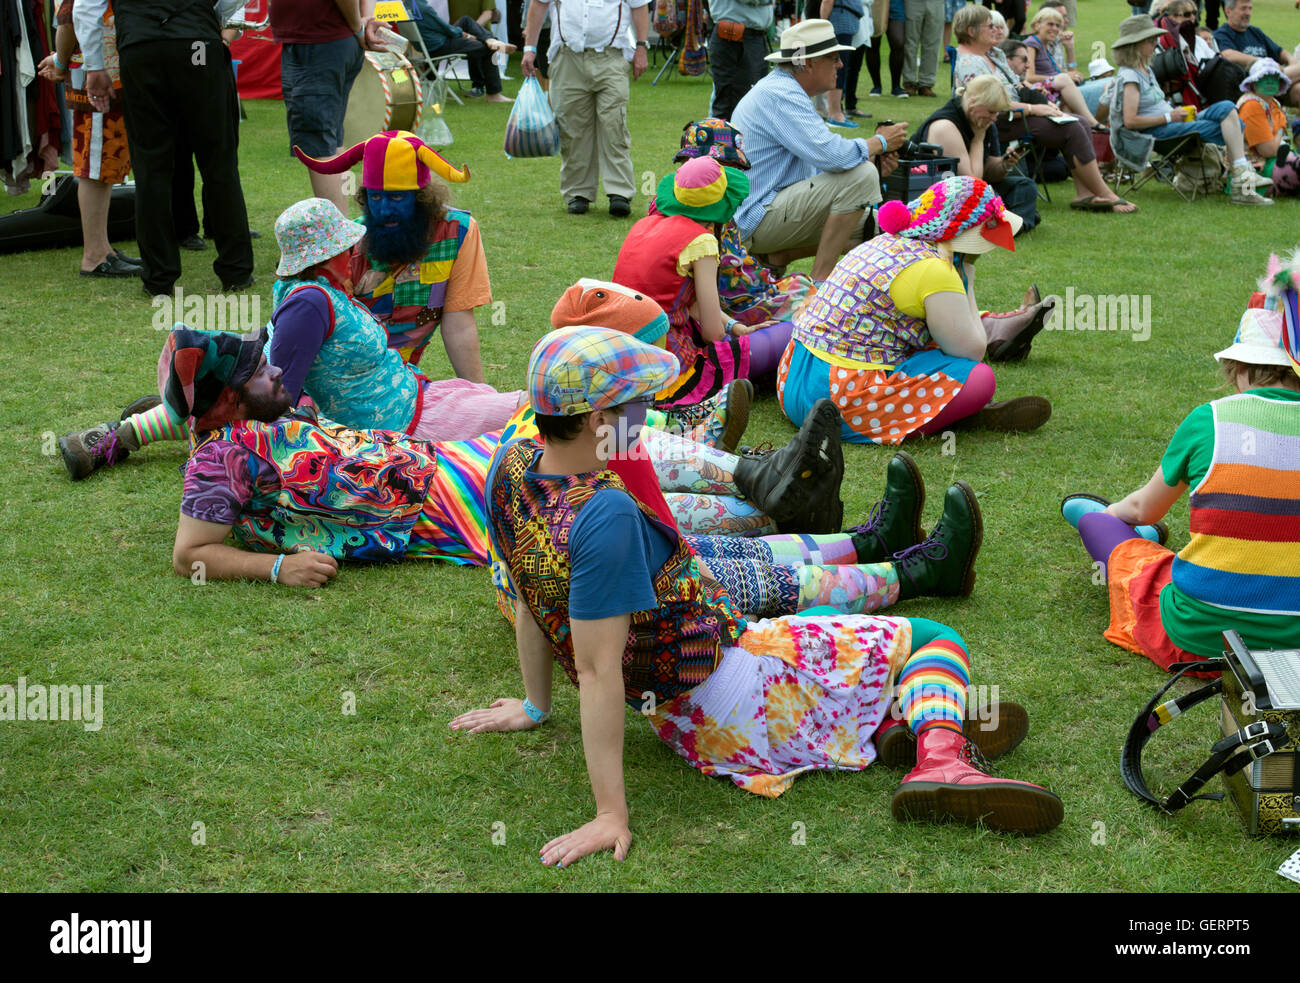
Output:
[270,554,285,583]
[522,698,550,723]
[54,53,67,71]
[723,317,738,336]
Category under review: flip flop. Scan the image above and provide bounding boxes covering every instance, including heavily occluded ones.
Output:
[1068,196,1097,211]
[1060,493,1168,545]
[1084,197,1138,213]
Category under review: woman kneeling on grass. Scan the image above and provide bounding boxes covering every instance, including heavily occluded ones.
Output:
[1060,267,1300,671]
[451,325,1063,869]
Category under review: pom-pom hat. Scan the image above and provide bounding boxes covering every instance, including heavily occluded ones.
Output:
[529,326,680,417]
[655,157,750,226]
[876,176,1022,253]
[294,130,470,192]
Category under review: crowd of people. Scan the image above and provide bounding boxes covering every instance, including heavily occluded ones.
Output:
[40,0,1300,870]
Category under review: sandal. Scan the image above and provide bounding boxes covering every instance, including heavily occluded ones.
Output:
[1068,196,1097,210]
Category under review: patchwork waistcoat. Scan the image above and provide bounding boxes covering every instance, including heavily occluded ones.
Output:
[793,235,939,367]
[1173,393,1300,615]
[268,276,421,433]
[193,408,439,561]
[489,439,744,705]
[354,208,474,364]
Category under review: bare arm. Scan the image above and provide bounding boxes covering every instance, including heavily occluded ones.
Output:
[929,119,979,179]
[440,309,486,383]
[1121,80,1190,129]
[1218,49,1256,68]
[522,0,548,76]
[537,613,632,867]
[631,4,649,80]
[691,255,728,342]
[924,288,987,361]
[172,514,339,586]
[447,596,551,734]
[1106,467,1187,527]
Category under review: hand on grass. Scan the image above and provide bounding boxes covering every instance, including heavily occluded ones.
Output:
[540,813,631,868]
[449,698,540,734]
[277,551,338,587]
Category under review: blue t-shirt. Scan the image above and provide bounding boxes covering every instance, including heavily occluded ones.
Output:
[1213,24,1281,61]
[569,489,674,620]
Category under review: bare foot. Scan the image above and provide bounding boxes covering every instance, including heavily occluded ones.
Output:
[487,39,517,55]
[485,93,513,103]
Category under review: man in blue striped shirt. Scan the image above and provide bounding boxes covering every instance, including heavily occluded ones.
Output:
[731,20,907,281]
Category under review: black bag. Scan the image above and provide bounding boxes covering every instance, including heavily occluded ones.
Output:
[1196,54,1248,105]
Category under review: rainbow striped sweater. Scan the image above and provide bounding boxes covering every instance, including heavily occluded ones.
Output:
[1172,392,1300,616]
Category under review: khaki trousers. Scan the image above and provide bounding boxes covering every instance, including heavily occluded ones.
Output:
[745,162,881,256]
[548,47,634,202]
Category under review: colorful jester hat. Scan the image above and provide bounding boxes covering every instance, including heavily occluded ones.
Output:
[293,130,470,191]
[1256,250,1300,378]
[877,176,1022,253]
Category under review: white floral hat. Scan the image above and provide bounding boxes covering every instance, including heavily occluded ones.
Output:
[274,198,367,277]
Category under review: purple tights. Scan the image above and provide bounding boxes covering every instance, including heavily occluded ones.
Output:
[1078,511,1142,579]
[747,320,795,376]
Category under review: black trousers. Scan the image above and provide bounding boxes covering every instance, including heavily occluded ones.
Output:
[424,16,504,94]
[118,38,253,293]
[708,29,769,120]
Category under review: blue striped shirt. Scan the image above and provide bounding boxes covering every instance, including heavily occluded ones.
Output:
[730,69,880,241]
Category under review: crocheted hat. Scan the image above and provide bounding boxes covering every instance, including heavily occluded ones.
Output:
[550,278,671,347]
[1241,57,1291,95]
[157,326,267,429]
[877,176,1021,253]
[654,157,750,226]
[529,326,679,416]
[294,130,470,191]
[674,118,751,170]
[274,198,367,277]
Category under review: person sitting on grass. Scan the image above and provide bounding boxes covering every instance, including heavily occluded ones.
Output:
[450,324,1063,869]
[914,75,1040,231]
[613,157,795,407]
[669,119,817,341]
[1109,14,1272,206]
[952,3,1136,212]
[1236,59,1300,197]
[777,176,1056,446]
[1060,284,1300,671]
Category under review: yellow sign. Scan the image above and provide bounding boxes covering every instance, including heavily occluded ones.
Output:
[392,68,408,83]
[374,1,410,22]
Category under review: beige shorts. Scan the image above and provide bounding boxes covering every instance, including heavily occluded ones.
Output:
[746,162,881,256]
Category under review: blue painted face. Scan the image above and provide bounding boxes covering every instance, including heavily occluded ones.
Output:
[365,190,417,227]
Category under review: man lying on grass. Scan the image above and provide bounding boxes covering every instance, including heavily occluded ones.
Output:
[450,325,1064,869]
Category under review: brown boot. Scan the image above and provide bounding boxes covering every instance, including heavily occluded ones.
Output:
[949,397,1052,433]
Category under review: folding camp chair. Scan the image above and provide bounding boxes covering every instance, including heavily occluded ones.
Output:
[396,18,466,105]
[1112,131,1207,202]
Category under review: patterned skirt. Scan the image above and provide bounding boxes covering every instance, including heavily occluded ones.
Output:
[778,340,977,445]
[407,430,498,565]
[657,324,751,408]
[648,613,911,798]
[1103,537,1203,675]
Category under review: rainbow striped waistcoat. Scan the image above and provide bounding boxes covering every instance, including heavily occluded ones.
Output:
[1172,393,1300,616]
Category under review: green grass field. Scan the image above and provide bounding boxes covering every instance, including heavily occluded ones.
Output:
[1,0,1298,892]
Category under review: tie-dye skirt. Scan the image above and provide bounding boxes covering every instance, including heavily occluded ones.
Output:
[647,613,911,798]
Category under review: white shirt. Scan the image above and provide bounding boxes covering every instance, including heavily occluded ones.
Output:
[535,0,650,61]
[74,0,246,71]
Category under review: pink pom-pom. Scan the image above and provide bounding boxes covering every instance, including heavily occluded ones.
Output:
[878,200,911,235]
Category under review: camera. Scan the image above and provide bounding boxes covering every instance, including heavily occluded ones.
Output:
[899,140,942,159]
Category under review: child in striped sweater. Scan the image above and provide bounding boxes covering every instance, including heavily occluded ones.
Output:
[1060,301,1300,670]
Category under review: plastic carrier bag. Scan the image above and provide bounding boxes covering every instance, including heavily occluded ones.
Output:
[504,76,560,158]
[416,76,454,147]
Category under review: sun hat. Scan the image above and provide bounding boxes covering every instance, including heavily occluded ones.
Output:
[1112,15,1166,49]
[877,176,1022,253]
[1088,56,1116,79]
[1214,309,1292,367]
[293,130,470,192]
[674,118,752,170]
[1240,57,1291,95]
[550,278,671,347]
[765,19,856,63]
[157,326,268,429]
[528,326,680,417]
[274,198,367,277]
[654,157,750,226]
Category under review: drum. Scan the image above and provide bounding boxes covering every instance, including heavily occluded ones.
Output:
[344,51,423,146]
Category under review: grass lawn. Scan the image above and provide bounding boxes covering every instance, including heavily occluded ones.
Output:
[1,0,1297,892]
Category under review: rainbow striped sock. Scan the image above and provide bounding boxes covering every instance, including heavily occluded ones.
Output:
[126,404,187,448]
[897,636,970,737]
